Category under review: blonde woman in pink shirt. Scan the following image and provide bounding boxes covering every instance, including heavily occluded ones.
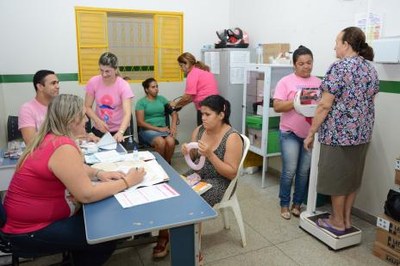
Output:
[273,46,321,220]
[171,52,219,125]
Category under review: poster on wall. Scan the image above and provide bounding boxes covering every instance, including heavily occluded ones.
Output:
[355,12,383,44]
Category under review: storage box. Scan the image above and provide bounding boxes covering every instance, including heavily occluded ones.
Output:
[373,241,400,265]
[246,115,262,130]
[246,115,280,130]
[377,213,400,237]
[262,43,290,63]
[395,159,400,185]
[248,128,262,148]
[243,151,263,168]
[267,129,280,154]
[376,228,400,253]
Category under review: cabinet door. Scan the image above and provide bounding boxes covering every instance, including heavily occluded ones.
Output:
[243,68,266,155]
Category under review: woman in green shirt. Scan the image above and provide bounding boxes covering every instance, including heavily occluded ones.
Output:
[135,78,178,164]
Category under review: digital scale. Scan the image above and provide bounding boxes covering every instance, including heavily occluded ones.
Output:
[294,89,362,250]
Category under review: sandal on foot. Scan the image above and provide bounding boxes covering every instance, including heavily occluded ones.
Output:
[153,237,170,258]
[291,205,301,217]
[316,218,346,236]
[280,207,291,220]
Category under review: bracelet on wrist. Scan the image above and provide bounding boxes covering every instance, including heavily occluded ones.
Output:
[118,130,124,134]
[121,177,130,189]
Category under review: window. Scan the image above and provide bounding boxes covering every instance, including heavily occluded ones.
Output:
[75,7,183,84]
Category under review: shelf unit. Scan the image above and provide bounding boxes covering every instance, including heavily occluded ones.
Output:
[242,64,293,188]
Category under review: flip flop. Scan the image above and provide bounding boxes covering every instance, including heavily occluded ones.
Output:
[316,218,346,236]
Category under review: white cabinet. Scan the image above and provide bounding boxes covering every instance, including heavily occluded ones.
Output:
[202,48,251,132]
[242,64,293,187]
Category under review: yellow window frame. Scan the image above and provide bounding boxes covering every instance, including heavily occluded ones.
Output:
[75,6,183,84]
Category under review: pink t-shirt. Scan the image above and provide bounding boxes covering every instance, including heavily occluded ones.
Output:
[273,73,321,138]
[3,134,79,234]
[85,75,134,132]
[18,98,47,131]
[185,67,219,110]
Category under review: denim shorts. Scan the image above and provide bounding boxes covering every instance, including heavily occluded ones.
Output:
[138,129,169,146]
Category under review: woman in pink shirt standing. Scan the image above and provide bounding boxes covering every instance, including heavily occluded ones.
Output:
[171,52,219,125]
[85,52,134,147]
[273,46,321,220]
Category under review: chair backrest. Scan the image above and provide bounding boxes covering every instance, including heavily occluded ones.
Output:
[219,134,250,203]
[0,200,6,228]
[7,116,22,142]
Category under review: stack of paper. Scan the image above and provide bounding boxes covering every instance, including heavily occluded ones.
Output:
[96,132,117,150]
[91,160,169,190]
[115,183,179,208]
[181,173,212,195]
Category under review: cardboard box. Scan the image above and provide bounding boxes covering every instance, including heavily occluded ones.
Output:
[262,43,290,63]
[395,159,400,185]
[373,241,400,265]
[376,228,400,253]
[377,214,400,237]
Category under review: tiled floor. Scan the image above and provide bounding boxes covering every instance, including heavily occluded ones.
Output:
[2,156,386,266]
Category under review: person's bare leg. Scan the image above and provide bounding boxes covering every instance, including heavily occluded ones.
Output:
[152,137,166,158]
[344,191,357,229]
[329,195,346,230]
[164,136,176,164]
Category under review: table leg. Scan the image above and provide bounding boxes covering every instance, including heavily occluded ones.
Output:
[170,223,200,266]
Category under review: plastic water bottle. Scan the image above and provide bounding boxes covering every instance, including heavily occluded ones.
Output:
[256,44,263,64]
[132,145,139,161]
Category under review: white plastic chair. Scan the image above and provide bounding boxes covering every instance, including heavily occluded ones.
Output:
[213,134,250,247]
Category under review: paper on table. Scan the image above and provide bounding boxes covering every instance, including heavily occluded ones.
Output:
[114,183,180,208]
[120,151,156,162]
[93,150,122,163]
[97,132,117,150]
[91,160,169,189]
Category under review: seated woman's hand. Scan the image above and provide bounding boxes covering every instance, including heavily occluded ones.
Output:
[98,171,126,182]
[169,126,177,137]
[198,140,212,158]
[126,167,146,187]
[158,127,170,133]
[181,143,189,155]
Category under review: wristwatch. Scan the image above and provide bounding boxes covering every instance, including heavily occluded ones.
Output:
[119,130,124,134]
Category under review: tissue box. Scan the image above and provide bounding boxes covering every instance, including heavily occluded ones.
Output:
[262,43,290,63]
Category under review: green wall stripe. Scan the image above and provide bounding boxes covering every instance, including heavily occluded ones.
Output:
[1,73,400,94]
[0,73,78,83]
[379,80,400,93]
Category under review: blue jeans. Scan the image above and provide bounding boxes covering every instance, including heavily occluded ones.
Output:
[3,211,117,266]
[279,131,311,207]
[138,129,169,146]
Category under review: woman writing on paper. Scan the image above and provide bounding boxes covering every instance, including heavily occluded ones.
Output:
[84,52,134,148]
[1,94,145,265]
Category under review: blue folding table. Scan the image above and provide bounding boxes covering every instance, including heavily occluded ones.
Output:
[83,152,217,266]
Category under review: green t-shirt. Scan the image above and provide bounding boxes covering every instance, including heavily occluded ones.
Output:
[135,96,169,127]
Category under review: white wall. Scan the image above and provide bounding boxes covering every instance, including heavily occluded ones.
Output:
[230,0,400,217]
[0,0,230,146]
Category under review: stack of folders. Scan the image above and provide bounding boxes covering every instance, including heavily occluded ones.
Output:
[181,173,212,195]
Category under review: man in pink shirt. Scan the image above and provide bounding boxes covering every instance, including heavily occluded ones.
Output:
[18,70,60,145]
